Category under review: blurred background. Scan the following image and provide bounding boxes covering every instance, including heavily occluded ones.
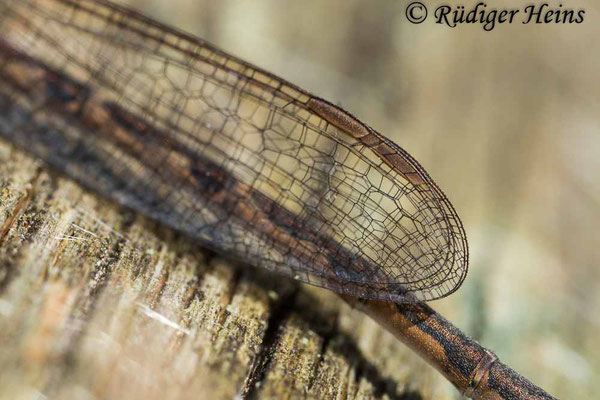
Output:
[121,0,600,398]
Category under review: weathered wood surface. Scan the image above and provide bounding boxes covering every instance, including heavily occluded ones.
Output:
[0,139,453,400]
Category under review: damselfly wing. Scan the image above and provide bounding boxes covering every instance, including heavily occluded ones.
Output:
[0,0,468,302]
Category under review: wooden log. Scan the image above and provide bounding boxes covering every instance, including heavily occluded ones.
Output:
[0,139,453,399]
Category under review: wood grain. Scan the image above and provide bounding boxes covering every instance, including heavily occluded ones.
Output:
[0,139,453,400]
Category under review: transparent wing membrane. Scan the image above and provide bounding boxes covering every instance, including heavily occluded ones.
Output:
[0,0,468,302]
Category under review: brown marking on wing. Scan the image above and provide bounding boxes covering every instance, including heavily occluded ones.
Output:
[373,142,394,155]
[307,97,426,186]
[371,142,427,186]
[307,97,370,138]
[359,132,380,147]
[0,41,387,297]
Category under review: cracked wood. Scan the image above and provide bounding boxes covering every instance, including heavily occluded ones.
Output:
[0,140,451,400]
